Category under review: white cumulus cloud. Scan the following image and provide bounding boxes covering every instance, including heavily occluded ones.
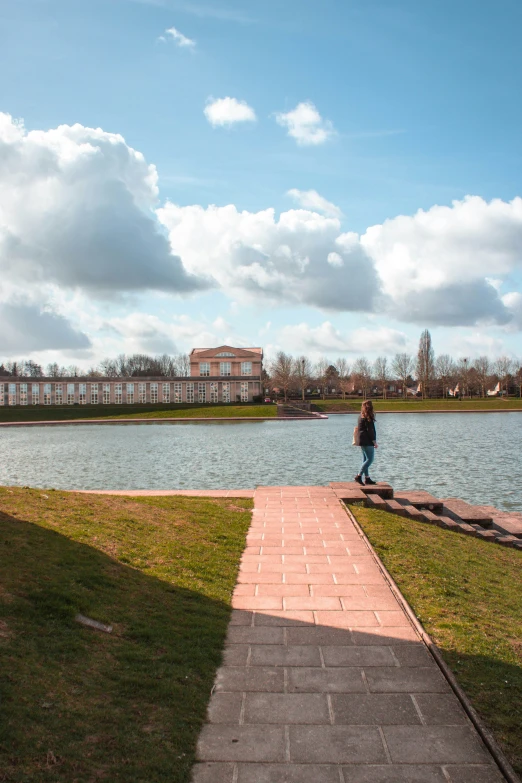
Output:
[204,97,257,127]
[287,188,342,218]
[0,112,209,298]
[275,101,335,146]
[163,26,195,48]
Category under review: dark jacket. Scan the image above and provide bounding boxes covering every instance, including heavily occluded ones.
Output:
[357,415,376,447]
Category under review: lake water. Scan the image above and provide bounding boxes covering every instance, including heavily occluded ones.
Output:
[1,413,521,512]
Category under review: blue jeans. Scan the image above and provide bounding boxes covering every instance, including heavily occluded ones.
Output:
[360,445,375,477]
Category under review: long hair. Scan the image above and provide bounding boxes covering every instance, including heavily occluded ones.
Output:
[361,399,376,422]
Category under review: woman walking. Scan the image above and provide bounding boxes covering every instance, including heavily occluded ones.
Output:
[355,400,378,485]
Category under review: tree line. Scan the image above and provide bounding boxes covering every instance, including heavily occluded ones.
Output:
[267,330,522,400]
[0,353,191,378]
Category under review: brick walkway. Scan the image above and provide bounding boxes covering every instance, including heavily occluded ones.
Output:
[192,485,505,783]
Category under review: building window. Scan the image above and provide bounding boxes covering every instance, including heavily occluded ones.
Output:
[162,383,170,403]
[174,382,182,403]
[198,382,206,403]
[0,385,5,406]
[150,383,158,403]
[91,384,99,404]
[199,362,210,376]
[20,384,28,405]
[32,384,40,405]
[115,383,122,404]
[220,362,231,376]
[222,382,230,403]
[210,382,218,403]
[126,383,134,404]
[67,383,75,404]
[241,362,252,376]
[186,383,194,403]
[55,384,63,405]
[103,383,111,404]
[241,382,249,402]
[216,352,235,357]
[138,383,146,404]
[44,384,52,405]
[8,384,17,406]
[79,383,87,404]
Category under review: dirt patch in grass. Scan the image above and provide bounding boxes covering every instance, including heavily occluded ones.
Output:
[352,505,522,775]
[0,487,252,782]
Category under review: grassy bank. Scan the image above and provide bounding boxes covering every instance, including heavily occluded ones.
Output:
[0,487,252,782]
[352,505,522,776]
[0,402,276,423]
[314,398,522,413]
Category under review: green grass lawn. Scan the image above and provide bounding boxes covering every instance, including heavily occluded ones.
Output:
[0,487,252,782]
[351,505,522,775]
[314,397,522,412]
[0,403,277,423]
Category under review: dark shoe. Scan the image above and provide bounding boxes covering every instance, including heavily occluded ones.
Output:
[365,477,377,485]
[354,475,364,485]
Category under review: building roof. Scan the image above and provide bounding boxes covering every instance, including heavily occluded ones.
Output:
[190,345,263,358]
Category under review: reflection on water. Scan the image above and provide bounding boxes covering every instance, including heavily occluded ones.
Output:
[1,413,521,512]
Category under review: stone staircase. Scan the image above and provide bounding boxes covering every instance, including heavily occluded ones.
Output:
[329,482,522,550]
[276,403,327,419]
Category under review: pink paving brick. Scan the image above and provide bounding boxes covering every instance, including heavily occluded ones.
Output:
[256,584,311,597]
[283,597,343,611]
[232,596,283,610]
[314,611,380,627]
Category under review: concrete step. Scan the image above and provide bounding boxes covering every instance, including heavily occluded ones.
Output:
[383,499,409,517]
[330,482,393,499]
[365,494,388,510]
[393,491,443,514]
[475,505,522,539]
[442,498,493,528]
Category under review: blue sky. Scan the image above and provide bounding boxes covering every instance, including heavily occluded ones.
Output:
[1,0,521,367]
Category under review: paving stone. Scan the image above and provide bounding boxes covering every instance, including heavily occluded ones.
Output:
[244,692,330,724]
[444,764,506,782]
[322,645,395,667]
[250,644,322,667]
[289,725,387,763]
[286,626,354,646]
[236,763,340,783]
[495,535,518,547]
[197,724,286,762]
[229,610,253,625]
[332,693,420,725]
[366,667,450,693]
[366,494,388,509]
[384,499,409,516]
[436,516,461,531]
[214,666,284,693]
[190,762,234,783]
[254,610,315,626]
[414,694,468,725]
[315,611,379,627]
[341,765,447,782]
[226,626,285,645]
[473,529,498,541]
[457,522,478,535]
[382,725,491,764]
[207,692,243,723]
[352,626,420,644]
[391,643,433,667]
[222,645,250,666]
[287,667,366,693]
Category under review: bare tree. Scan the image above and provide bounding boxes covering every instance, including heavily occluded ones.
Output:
[514,362,522,398]
[293,356,313,401]
[373,357,390,399]
[495,356,515,395]
[435,354,455,398]
[46,362,65,378]
[352,357,372,398]
[473,356,492,398]
[271,352,294,402]
[415,329,435,399]
[392,353,413,397]
[456,358,471,397]
[315,357,330,400]
[335,358,351,399]
[99,358,119,377]
[176,353,191,377]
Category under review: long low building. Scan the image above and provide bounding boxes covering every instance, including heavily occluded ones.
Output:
[0,345,263,406]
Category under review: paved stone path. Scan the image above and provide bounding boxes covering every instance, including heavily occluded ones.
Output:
[192,485,506,783]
